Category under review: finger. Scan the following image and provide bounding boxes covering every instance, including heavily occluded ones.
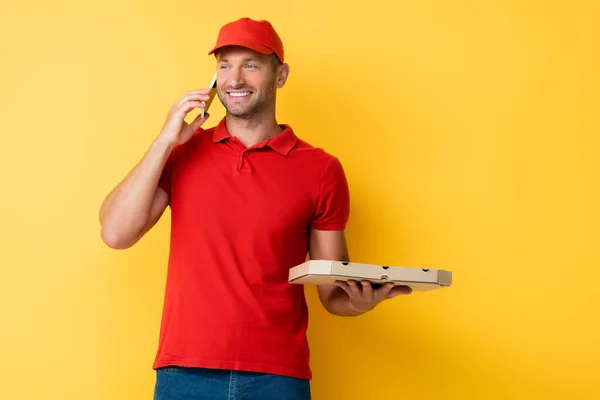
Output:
[175,100,206,116]
[176,92,212,107]
[335,280,352,296]
[375,282,395,300]
[177,95,211,109]
[346,280,363,298]
[189,111,210,132]
[184,88,214,97]
[388,285,413,298]
[360,281,374,302]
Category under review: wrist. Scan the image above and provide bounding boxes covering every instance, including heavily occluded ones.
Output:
[152,136,177,154]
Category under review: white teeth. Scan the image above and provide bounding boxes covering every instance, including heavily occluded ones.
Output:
[229,92,250,97]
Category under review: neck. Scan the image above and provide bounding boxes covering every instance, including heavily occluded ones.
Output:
[225,108,282,148]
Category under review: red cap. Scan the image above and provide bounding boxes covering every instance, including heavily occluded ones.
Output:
[208,18,284,63]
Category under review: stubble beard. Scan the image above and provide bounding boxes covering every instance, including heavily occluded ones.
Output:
[218,76,277,120]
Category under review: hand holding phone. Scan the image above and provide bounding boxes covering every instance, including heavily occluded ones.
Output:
[201,73,218,118]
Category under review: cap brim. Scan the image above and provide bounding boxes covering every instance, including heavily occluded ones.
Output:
[208,40,273,57]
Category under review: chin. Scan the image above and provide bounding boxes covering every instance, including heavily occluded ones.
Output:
[225,104,263,119]
[225,107,248,117]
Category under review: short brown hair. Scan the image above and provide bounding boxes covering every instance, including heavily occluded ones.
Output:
[270,53,282,72]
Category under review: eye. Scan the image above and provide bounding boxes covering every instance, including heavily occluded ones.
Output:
[245,64,257,69]
[219,65,229,70]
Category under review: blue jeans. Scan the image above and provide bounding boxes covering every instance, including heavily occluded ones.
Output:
[154,366,311,400]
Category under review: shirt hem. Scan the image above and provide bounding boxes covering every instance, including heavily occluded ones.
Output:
[152,358,312,380]
[311,223,347,231]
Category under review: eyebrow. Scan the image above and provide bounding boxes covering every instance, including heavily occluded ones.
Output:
[218,58,260,63]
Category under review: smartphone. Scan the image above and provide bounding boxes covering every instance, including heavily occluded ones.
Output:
[201,73,218,118]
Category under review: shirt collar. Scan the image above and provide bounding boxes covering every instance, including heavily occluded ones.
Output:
[212,118,231,143]
[212,117,298,156]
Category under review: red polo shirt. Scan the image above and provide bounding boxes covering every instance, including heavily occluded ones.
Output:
[152,118,350,379]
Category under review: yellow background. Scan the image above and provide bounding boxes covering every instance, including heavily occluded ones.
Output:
[1,0,598,399]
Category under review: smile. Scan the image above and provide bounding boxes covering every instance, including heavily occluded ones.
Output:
[228,92,251,97]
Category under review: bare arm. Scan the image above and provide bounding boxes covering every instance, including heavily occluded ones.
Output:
[310,229,361,316]
[310,229,412,317]
[99,139,173,249]
[99,88,213,249]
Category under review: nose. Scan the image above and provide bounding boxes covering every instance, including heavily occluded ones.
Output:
[229,67,246,88]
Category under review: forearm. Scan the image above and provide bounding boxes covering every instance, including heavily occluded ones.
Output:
[99,138,174,246]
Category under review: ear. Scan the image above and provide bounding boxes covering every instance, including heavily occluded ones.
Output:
[275,63,290,89]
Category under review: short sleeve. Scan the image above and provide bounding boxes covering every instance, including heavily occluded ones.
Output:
[158,149,174,199]
[310,156,350,230]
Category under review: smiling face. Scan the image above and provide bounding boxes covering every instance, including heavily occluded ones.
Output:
[215,46,289,120]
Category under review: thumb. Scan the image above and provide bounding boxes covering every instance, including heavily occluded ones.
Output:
[189,112,210,133]
[387,286,413,298]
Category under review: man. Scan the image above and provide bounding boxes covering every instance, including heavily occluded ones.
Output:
[99,17,411,400]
